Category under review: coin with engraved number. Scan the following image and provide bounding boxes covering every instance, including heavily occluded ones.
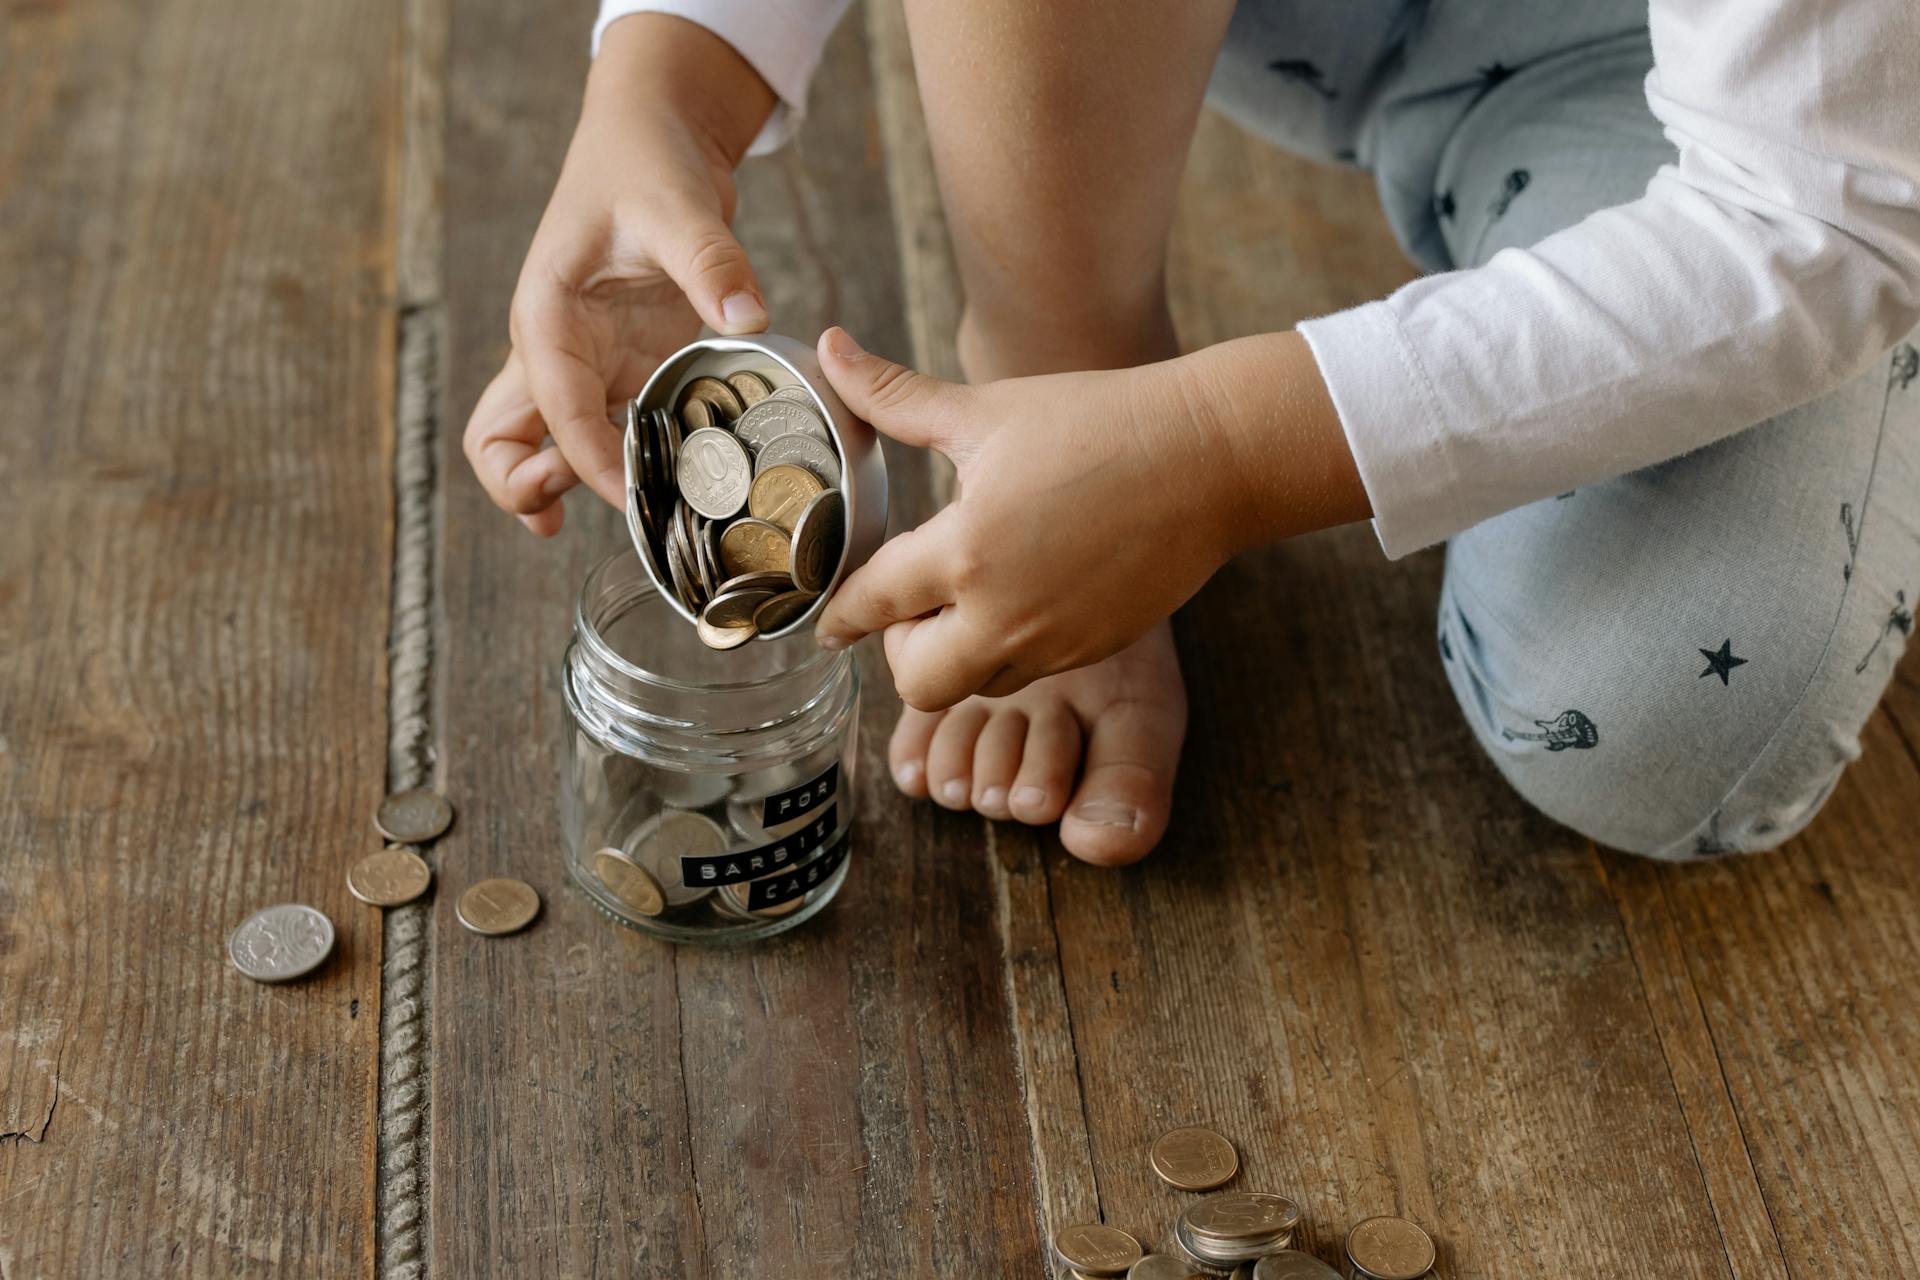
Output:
[726,370,772,407]
[1184,1193,1301,1244]
[749,463,826,532]
[375,787,453,843]
[1055,1224,1144,1276]
[704,586,778,629]
[347,848,432,907]
[680,375,745,421]
[1128,1254,1208,1280]
[1174,1218,1295,1268]
[753,431,841,487]
[1151,1126,1239,1191]
[735,397,830,450]
[677,427,753,519]
[789,489,845,593]
[753,589,819,634]
[456,878,541,936]
[228,903,336,983]
[719,516,792,577]
[1344,1217,1434,1280]
[630,809,729,905]
[592,847,665,917]
[1252,1252,1343,1280]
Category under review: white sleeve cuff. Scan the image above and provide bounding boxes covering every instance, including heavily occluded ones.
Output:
[1298,300,1460,560]
[593,0,852,156]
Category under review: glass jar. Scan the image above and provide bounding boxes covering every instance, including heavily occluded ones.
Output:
[561,548,858,944]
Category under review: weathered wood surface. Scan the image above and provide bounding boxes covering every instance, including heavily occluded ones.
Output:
[0,0,400,1273]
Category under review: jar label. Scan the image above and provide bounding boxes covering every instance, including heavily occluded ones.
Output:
[760,762,839,828]
[745,835,850,911]
[681,803,840,887]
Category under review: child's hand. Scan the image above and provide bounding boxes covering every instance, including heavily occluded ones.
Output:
[463,17,778,536]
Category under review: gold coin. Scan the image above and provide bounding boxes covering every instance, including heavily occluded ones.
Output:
[753,589,820,634]
[1055,1224,1143,1276]
[1184,1193,1300,1243]
[704,586,778,629]
[1252,1253,1344,1280]
[680,375,745,421]
[591,847,665,917]
[456,877,540,936]
[718,873,806,919]
[1127,1255,1209,1280]
[1344,1217,1434,1280]
[718,516,792,577]
[696,615,756,650]
[715,570,793,595]
[726,370,772,407]
[347,848,433,907]
[631,810,730,905]
[681,397,714,431]
[1150,1126,1239,1191]
[748,463,826,532]
[789,489,845,593]
[374,787,454,843]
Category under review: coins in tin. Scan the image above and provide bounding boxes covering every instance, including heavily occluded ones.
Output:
[347,848,432,907]
[228,903,336,983]
[375,787,453,843]
[1344,1217,1434,1280]
[718,517,792,577]
[790,489,845,593]
[749,463,826,531]
[677,427,753,519]
[1054,1224,1143,1276]
[1151,1126,1239,1191]
[456,878,541,936]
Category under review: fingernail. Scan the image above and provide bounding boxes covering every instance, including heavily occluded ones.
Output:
[816,632,847,651]
[894,760,922,789]
[939,778,968,805]
[1012,786,1048,812]
[1070,800,1139,830]
[979,786,1007,812]
[827,327,865,361]
[721,292,767,331]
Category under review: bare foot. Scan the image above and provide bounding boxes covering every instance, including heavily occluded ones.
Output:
[887,621,1187,865]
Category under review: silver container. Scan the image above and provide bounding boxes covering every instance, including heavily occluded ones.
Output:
[627,333,889,638]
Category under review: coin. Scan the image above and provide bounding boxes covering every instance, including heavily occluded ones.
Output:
[1151,1126,1239,1191]
[1184,1193,1301,1244]
[347,848,432,907]
[753,589,819,634]
[375,787,453,843]
[456,878,541,936]
[766,384,817,405]
[1252,1253,1343,1280]
[1174,1220,1294,1268]
[716,570,794,595]
[749,463,826,532]
[697,615,756,650]
[735,397,830,450]
[719,872,806,919]
[630,810,729,905]
[753,431,841,486]
[726,370,772,407]
[681,397,715,432]
[789,489,844,593]
[1055,1224,1143,1276]
[591,847,665,917]
[692,513,720,596]
[704,586,778,629]
[228,903,336,983]
[666,507,701,611]
[719,516,792,577]
[1344,1217,1433,1280]
[677,427,752,519]
[1128,1255,1208,1280]
[680,375,745,421]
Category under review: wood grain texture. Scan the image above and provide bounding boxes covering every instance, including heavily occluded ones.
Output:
[435,4,1042,1274]
[0,0,398,1273]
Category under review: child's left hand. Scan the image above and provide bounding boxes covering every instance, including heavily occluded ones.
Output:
[812,328,1270,711]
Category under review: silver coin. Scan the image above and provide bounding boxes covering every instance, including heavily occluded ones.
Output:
[692,513,720,596]
[1185,1193,1302,1244]
[677,427,752,519]
[666,505,701,612]
[789,489,845,593]
[766,384,819,407]
[628,809,729,906]
[735,397,831,451]
[753,431,841,486]
[1176,1219,1294,1267]
[228,903,336,983]
[375,788,454,843]
[1252,1253,1343,1280]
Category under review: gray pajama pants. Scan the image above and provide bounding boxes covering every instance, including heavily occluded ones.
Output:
[1209,3,1920,859]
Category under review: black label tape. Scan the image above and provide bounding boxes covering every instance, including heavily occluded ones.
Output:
[746,835,850,911]
[680,803,839,888]
[760,761,840,829]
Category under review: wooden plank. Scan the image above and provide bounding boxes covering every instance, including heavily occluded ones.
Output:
[0,0,398,1273]
[435,4,1042,1274]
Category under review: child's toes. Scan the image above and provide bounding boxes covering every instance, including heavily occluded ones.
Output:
[888,706,944,797]
[1060,699,1182,866]
[970,710,1029,819]
[1009,706,1080,825]
[925,703,991,810]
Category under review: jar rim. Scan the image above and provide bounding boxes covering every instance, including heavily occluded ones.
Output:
[575,548,842,694]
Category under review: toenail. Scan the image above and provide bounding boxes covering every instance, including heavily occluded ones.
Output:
[1070,800,1139,830]
[940,778,968,804]
[979,786,1007,812]
[894,761,922,789]
[1011,786,1048,812]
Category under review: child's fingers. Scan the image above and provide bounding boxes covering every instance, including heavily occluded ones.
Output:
[511,293,626,508]
[883,609,1008,712]
[656,202,768,336]
[817,328,967,451]
[815,521,954,649]
[465,356,575,518]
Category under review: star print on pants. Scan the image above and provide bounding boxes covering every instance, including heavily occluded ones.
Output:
[1698,638,1748,685]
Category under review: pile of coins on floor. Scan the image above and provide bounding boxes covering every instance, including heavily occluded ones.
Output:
[226,787,540,983]
[625,369,847,649]
[1052,1126,1440,1280]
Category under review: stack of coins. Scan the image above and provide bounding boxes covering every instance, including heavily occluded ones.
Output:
[1170,1192,1302,1271]
[625,371,848,649]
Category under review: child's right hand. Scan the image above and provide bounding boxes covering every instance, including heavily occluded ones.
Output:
[463,16,779,536]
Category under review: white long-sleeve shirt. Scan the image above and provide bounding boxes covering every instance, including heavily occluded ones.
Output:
[598,0,1920,558]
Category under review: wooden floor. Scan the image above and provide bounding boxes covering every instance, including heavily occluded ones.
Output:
[4,2,1918,1277]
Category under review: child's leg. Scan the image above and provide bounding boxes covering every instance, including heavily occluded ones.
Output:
[888,0,1236,864]
[1423,32,1920,857]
